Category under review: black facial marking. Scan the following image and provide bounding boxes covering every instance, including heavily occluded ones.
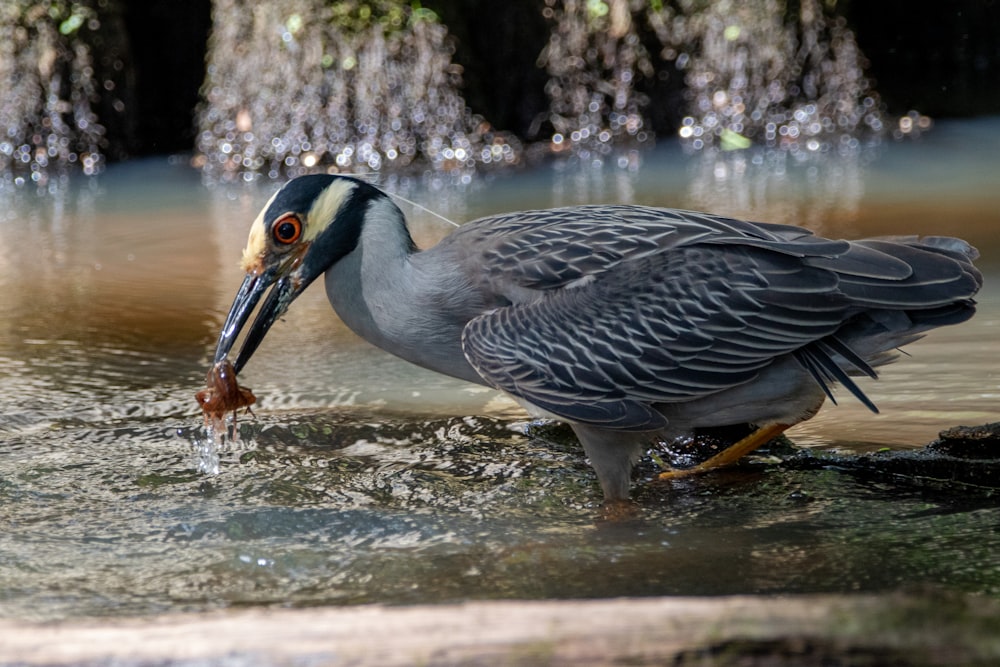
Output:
[313,177,382,264]
[264,174,335,222]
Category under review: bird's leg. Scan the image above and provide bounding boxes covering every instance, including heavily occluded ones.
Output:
[657,422,791,480]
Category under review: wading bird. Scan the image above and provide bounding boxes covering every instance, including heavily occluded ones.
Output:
[212,174,981,501]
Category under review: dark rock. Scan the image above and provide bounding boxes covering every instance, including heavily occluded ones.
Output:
[928,422,1000,459]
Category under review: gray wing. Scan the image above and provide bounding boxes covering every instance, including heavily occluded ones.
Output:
[462,244,854,430]
[447,205,858,295]
[458,210,981,431]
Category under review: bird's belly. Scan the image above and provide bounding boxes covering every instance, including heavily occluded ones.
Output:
[496,355,827,437]
[504,394,568,423]
[654,355,828,433]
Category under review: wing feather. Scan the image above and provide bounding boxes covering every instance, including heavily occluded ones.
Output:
[462,244,851,429]
[450,205,980,430]
[445,205,847,294]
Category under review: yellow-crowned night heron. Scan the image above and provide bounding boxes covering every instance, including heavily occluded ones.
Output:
[212,174,982,501]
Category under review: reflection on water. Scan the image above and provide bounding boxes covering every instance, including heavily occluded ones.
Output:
[1,121,999,620]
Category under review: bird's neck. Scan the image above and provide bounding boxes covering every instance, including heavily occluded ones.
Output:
[323,198,484,384]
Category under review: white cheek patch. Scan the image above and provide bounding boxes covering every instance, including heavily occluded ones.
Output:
[240,214,268,272]
[240,189,281,273]
[304,179,355,242]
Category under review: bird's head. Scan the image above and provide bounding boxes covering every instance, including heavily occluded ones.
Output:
[212,174,381,372]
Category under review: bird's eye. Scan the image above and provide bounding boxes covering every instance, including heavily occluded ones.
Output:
[272,214,302,245]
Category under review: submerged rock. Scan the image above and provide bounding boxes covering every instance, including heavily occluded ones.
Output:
[929,422,1000,459]
[755,421,1000,494]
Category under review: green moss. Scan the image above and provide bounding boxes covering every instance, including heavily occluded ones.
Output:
[329,1,438,36]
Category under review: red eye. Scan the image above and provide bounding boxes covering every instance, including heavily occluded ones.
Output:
[272,214,302,245]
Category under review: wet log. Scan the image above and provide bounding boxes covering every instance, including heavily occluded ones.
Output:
[770,421,1000,492]
[1,593,998,666]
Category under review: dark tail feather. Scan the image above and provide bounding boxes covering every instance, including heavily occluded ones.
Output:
[794,235,978,414]
[819,335,878,379]
[825,237,982,311]
[905,299,979,329]
[795,344,880,414]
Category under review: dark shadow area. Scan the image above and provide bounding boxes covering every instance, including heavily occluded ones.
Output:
[122,0,211,155]
[427,0,552,140]
[846,0,1000,116]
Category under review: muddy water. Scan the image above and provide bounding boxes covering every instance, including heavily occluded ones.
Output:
[1,120,999,620]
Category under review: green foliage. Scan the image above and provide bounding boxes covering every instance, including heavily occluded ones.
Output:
[586,0,609,21]
[328,0,438,35]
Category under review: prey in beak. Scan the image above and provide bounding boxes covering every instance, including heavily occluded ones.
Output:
[197,175,368,425]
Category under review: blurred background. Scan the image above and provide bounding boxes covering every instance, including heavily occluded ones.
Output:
[2,0,999,181]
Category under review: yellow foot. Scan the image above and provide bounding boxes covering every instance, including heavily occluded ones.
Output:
[657,423,791,480]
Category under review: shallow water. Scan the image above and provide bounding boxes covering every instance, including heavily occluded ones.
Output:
[1,119,999,620]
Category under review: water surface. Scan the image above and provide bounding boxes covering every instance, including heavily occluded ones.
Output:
[1,120,998,620]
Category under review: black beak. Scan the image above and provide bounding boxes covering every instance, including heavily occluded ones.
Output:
[212,269,298,373]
